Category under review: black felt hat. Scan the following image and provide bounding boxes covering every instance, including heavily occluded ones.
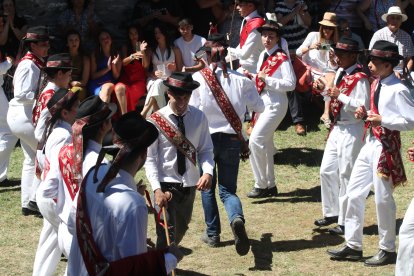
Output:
[234,0,260,6]
[44,53,76,74]
[46,87,78,118]
[76,96,117,127]
[23,26,50,42]
[163,72,200,94]
[257,13,283,35]
[369,40,403,62]
[333,37,362,53]
[113,111,159,150]
[198,33,228,52]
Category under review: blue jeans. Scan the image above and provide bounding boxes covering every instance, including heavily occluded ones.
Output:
[201,133,244,237]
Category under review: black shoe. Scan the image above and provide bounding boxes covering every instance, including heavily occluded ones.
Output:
[314,216,338,227]
[231,217,250,256]
[328,225,344,235]
[247,188,268,198]
[327,245,362,260]
[364,250,396,267]
[28,201,40,212]
[201,232,220,247]
[22,207,42,218]
[267,186,278,197]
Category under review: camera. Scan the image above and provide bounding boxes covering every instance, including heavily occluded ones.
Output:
[320,44,331,50]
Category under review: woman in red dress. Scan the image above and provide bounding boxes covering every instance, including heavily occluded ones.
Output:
[119,24,149,112]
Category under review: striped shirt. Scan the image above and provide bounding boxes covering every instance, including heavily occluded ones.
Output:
[329,0,362,29]
[274,0,308,51]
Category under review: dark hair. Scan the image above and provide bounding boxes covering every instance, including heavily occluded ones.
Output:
[178,18,193,27]
[43,67,72,79]
[126,24,144,55]
[95,29,118,61]
[65,29,85,55]
[152,22,173,60]
[67,0,89,10]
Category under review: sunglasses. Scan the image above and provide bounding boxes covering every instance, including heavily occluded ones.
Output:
[339,27,350,32]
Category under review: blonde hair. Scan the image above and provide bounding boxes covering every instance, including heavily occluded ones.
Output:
[318,25,339,44]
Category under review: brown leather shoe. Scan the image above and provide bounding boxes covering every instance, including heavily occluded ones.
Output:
[295,123,306,136]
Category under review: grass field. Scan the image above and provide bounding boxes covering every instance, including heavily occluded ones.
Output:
[0,123,413,276]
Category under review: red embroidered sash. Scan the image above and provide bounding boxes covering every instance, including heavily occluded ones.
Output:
[255,50,288,93]
[33,88,54,126]
[148,112,197,166]
[20,52,45,68]
[365,79,407,187]
[328,71,368,134]
[59,143,78,200]
[199,66,245,142]
[250,50,287,127]
[76,166,167,276]
[240,17,265,48]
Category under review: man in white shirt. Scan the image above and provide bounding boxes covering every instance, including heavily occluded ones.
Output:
[314,37,370,236]
[69,112,181,275]
[174,18,206,68]
[190,33,264,256]
[6,26,49,216]
[368,6,414,77]
[145,72,214,249]
[327,40,414,266]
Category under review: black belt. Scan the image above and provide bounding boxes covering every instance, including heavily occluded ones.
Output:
[160,182,192,202]
[211,132,239,140]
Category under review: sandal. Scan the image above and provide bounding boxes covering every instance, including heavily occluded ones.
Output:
[320,116,331,129]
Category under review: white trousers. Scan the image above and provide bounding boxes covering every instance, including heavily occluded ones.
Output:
[345,136,396,252]
[6,103,39,207]
[58,221,73,258]
[249,99,288,189]
[320,123,364,225]
[0,89,18,181]
[33,195,62,276]
[396,198,414,276]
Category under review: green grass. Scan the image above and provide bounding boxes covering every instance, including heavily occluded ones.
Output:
[0,124,413,275]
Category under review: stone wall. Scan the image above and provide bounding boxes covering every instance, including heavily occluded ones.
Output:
[15,0,137,38]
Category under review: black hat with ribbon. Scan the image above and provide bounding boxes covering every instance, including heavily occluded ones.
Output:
[333,37,362,53]
[47,87,79,118]
[44,53,76,75]
[23,26,50,42]
[368,40,403,62]
[163,72,200,94]
[257,13,283,36]
[95,111,159,192]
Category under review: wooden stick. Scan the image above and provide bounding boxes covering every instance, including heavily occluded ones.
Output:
[162,207,175,276]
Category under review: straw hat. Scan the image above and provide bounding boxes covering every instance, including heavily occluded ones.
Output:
[381,6,408,22]
[319,12,337,27]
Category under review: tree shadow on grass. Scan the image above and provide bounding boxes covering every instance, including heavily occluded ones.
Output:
[363,218,404,236]
[274,148,324,167]
[251,186,321,204]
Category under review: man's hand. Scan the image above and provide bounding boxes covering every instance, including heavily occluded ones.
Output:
[313,78,325,91]
[257,70,266,82]
[154,188,169,208]
[366,113,382,127]
[196,173,212,191]
[354,106,367,120]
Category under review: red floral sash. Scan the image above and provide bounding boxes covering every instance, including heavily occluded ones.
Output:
[366,79,407,187]
[20,52,45,68]
[58,143,79,200]
[255,50,288,93]
[148,112,197,166]
[328,71,368,135]
[240,17,265,48]
[32,89,54,126]
[76,166,167,276]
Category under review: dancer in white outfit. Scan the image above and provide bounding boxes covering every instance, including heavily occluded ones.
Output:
[0,54,15,185]
[246,14,296,198]
[32,88,78,276]
[327,40,414,266]
[6,26,49,216]
[314,37,370,236]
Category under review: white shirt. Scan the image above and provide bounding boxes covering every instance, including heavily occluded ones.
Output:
[174,35,206,67]
[256,47,296,105]
[296,32,337,73]
[11,53,44,105]
[374,73,414,132]
[68,166,177,276]
[190,65,264,134]
[38,120,72,199]
[145,104,214,191]
[334,64,370,124]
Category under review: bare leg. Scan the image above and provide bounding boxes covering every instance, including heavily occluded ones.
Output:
[99,83,114,103]
[114,83,127,115]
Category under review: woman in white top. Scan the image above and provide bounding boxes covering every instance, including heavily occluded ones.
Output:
[296,12,339,127]
[142,23,183,117]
